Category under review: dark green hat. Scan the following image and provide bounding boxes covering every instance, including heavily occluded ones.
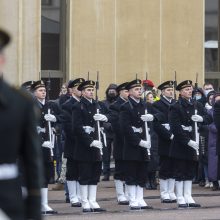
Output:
[116,82,129,93]
[68,78,85,88]
[176,80,192,91]
[78,80,95,91]
[126,79,142,90]
[158,80,174,90]
[31,80,46,91]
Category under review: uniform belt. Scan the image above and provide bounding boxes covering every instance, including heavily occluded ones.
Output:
[132,126,143,133]
[37,126,46,134]
[162,123,170,131]
[83,126,95,134]
[0,164,18,180]
[181,125,192,132]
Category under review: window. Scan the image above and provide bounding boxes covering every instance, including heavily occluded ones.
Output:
[205,0,220,90]
[41,0,66,99]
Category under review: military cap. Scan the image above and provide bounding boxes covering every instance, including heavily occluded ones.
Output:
[125,79,142,90]
[0,29,10,51]
[30,80,46,91]
[158,80,174,90]
[68,78,85,88]
[176,80,192,91]
[78,80,95,91]
[21,81,35,89]
[142,79,154,88]
[116,82,129,93]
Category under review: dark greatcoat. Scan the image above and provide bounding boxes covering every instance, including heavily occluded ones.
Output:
[169,97,212,161]
[119,97,160,161]
[153,96,176,157]
[61,96,79,159]
[0,79,43,220]
[109,96,127,160]
[72,97,106,162]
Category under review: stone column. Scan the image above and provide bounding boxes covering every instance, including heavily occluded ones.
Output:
[0,0,41,85]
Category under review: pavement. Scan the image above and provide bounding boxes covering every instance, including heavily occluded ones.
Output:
[45,178,220,220]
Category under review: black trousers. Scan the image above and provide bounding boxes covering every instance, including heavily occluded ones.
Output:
[159,156,175,179]
[102,138,113,176]
[124,161,148,187]
[66,158,79,181]
[114,160,126,181]
[172,158,197,181]
[78,161,102,185]
[43,161,53,187]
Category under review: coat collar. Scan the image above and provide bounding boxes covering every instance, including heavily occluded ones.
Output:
[0,79,9,108]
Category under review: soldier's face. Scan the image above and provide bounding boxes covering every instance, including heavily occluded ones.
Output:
[129,86,142,99]
[180,86,193,100]
[72,87,82,98]
[82,87,94,99]
[162,87,173,99]
[34,87,46,100]
[120,89,129,100]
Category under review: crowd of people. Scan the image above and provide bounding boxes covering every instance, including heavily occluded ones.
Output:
[1,28,220,219]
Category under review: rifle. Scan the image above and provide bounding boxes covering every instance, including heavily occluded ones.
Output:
[142,72,151,158]
[46,72,51,100]
[95,71,103,155]
[173,71,177,100]
[95,71,99,102]
[194,73,199,157]
[88,71,90,80]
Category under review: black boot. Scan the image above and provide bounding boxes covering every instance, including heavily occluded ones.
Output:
[212,181,220,191]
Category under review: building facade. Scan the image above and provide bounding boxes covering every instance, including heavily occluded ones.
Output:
[0,0,218,99]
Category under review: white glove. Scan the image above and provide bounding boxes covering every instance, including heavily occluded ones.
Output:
[93,113,108,122]
[42,141,53,149]
[170,134,174,140]
[141,114,154,122]
[139,140,151,149]
[90,140,103,149]
[187,140,199,151]
[191,115,203,122]
[44,114,56,122]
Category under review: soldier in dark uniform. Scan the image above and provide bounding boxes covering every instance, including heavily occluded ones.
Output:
[31,80,60,215]
[119,79,158,210]
[72,80,107,213]
[153,81,177,203]
[0,29,43,220]
[109,82,129,205]
[61,78,85,207]
[169,80,212,208]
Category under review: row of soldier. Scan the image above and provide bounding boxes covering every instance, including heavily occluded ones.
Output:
[20,76,217,215]
[1,29,220,219]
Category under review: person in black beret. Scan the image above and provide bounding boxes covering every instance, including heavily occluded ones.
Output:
[61,78,85,207]
[169,80,212,208]
[119,79,160,210]
[32,79,61,215]
[72,80,107,213]
[108,82,129,205]
[153,81,177,203]
[0,29,43,219]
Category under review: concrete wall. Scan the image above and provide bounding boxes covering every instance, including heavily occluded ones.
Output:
[67,0,204,98]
